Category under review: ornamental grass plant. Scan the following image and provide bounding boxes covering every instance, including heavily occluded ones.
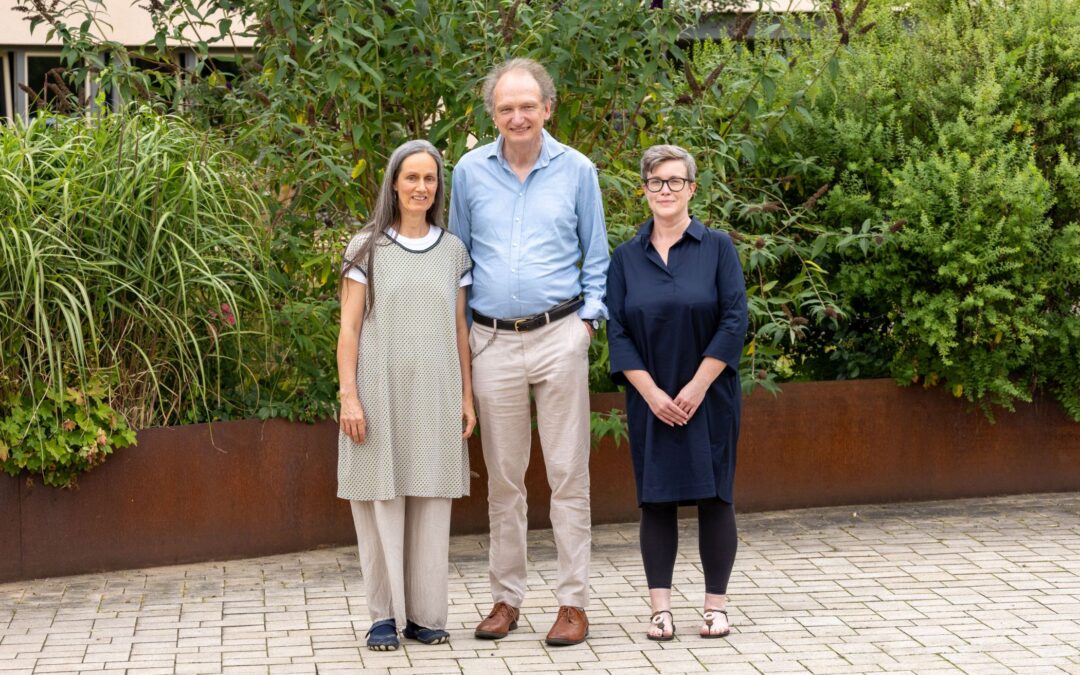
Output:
[0,110,274,485]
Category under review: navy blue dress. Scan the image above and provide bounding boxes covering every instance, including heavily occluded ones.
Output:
[606,217,748,506]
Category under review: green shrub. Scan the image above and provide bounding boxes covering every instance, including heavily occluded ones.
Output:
[1,378,136,488]
[848,137,1072,412]
[784,0,1080,417]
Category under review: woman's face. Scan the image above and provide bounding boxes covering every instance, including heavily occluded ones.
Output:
[644,159,696,222]
[394,152,439,220]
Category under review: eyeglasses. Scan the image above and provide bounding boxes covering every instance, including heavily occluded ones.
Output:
[644,177,691,193]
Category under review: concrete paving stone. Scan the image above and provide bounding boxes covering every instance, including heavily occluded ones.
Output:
[359,653,415,668]
[173,665,224,675]
[652,661,706,674]
[6,493,1080,674]
[460,661,533,673]
[0,634,44,647]
[750,661,813,674]
[30,664,107,673]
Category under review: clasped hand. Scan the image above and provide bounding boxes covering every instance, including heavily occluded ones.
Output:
[645,379,708,427]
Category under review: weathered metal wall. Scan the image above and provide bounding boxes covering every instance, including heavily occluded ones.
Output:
[2,379,1077,583]
[0,476,19,581]
[735,380,1080,510]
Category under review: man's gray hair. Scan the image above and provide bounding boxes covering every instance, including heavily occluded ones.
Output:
[482,58,557,115]
[640,144,698,183]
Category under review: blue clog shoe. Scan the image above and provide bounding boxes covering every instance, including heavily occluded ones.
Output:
[366,619,399,651]
[404,619,450,645]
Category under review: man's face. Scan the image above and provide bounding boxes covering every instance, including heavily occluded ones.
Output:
[491,69,552,147]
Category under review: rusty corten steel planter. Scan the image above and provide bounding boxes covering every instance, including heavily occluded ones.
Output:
[2,379,1078,583]
[735,379,1080,511]
[0,476,19,582]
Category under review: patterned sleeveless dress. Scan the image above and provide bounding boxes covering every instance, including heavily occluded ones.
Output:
[337,228,473,501]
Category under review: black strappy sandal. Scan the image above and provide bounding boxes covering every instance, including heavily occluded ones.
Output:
[700,608,730,638]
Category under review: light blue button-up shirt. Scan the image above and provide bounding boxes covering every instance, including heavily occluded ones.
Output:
[449,129,609,321]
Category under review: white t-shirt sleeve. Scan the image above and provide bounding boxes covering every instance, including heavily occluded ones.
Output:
[459,271,473,287]
[345,266,367,285]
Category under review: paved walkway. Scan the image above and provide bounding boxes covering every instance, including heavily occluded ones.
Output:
[3,493,1080,674]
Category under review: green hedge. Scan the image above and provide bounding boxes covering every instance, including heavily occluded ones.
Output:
[5,0,1077,489]
[789,0,1080,418]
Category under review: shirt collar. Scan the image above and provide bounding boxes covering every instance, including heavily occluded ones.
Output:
[638,216,706,248]
[488,129,566,171]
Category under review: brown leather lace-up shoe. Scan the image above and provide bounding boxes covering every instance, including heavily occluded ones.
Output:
[474,602,519,639]
[545,606,589,646]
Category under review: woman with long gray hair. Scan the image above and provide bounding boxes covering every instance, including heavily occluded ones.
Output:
[337,139,476,650]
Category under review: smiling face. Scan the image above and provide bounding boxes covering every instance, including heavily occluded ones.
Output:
[644,159,696,222]
[394,151,440,222]
[491,69,552,149]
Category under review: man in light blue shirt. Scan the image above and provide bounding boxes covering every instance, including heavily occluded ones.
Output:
[450,57,608,647]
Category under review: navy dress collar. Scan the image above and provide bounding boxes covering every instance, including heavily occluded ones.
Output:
[637,215,707,248]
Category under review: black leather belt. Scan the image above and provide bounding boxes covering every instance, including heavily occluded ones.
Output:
[473,298,584,333]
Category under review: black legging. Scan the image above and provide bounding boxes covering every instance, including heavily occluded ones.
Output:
[639,498,737,594]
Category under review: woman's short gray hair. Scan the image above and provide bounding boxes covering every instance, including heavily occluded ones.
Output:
[640,144,697,183]
[482,58,557,115]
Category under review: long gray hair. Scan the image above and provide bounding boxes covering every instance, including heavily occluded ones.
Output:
[342,139,447,318]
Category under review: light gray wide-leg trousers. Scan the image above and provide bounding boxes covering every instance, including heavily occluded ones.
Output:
[350,496,453,629]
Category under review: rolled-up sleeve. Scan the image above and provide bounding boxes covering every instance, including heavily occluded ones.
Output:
[576,163,610,320]
[703,232,749,368]
[606,248,647,386]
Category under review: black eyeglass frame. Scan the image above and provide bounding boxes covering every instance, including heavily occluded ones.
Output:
[643,176,693,193]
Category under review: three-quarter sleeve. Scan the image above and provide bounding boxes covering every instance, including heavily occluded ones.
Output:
[606,247,648,386]
[702,231,749,368]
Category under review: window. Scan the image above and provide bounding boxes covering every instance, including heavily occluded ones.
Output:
[131,53,182,96]
[192,53,252,89]
[107,51,183,110]
[183,52,255,122]
[23,52,84,115]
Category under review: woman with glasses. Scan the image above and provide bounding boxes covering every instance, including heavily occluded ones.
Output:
[605,144,748,641]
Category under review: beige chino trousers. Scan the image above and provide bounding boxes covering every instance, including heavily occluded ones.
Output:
[469,313,593,608]
[350,496,452,630]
